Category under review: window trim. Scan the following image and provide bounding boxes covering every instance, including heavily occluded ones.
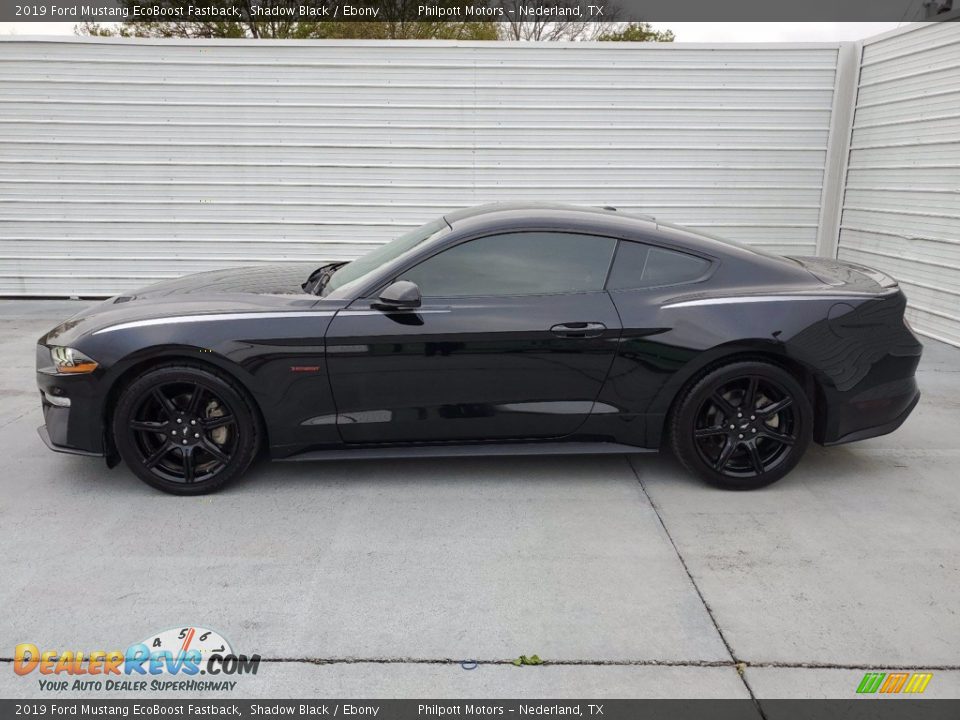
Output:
[604,238,717,293]
[367,229,621,301]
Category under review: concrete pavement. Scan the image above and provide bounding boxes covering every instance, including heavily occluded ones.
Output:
[0,300,957,700]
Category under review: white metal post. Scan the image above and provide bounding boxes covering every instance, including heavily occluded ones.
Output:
[815,41,861,259]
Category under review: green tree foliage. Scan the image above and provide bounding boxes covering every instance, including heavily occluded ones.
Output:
[597,22,674,42]
[77,0,672,41]
[77,0,499,39]
[76,1,672,41]
[79,20,499,39]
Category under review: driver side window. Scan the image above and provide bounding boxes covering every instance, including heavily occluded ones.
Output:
[399,232,617,298]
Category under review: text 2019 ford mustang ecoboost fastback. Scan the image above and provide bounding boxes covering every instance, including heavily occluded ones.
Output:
[36,204,922,494]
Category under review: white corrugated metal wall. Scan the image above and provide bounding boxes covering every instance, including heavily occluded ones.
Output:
[838,22,960,347]
[0,37,840,297]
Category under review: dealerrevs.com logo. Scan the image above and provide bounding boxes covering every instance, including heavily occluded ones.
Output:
[14,626,261,693]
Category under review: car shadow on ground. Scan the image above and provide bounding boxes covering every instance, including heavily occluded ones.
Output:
[76,441,907,497]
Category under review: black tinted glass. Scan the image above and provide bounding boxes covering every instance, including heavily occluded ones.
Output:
[324,218,448,296]
[400,232,617,297]
[607,241,709,290]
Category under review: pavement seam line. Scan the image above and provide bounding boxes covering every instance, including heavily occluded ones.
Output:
[0,409,33,431]
[626,456,766,717]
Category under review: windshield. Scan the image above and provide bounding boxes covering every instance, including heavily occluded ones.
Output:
[321,218,450,297]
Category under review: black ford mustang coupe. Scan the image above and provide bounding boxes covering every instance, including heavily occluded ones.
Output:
[37,204,922,494]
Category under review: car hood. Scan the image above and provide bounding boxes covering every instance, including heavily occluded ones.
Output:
[39,264,331,348]
[118,263,318,299]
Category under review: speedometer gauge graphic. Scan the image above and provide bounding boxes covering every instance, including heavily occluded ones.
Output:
[139,626,233,661]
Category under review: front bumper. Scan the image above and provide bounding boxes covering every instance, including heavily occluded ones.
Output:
[36,370,106,456]
[37,423,103,457]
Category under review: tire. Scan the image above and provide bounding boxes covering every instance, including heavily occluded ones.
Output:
[670,360,812,490]
[112,364,261,495]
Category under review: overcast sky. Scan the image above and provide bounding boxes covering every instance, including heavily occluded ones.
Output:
[0,21,905,41]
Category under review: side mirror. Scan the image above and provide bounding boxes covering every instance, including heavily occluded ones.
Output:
[372,280,421,311]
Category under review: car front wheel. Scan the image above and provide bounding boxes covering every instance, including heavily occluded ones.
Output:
[112,364,260,495]
[670,360,812,490]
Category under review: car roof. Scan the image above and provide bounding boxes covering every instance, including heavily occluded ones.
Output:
[442,202,749,260]
[444,202,655,233]
[445,202,655,224]
[444,203,665,248]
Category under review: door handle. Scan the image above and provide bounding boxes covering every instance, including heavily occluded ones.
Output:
[550,322,607,338]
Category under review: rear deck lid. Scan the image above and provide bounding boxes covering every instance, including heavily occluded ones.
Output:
[788,256,897,293]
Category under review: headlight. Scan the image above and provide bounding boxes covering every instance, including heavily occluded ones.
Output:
[48,346,99,375]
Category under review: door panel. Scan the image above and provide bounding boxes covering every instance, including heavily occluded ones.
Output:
[325,293,622,444]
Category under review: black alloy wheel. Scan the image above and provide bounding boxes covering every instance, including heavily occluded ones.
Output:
[670,361,812,490]
[113,364,260,494]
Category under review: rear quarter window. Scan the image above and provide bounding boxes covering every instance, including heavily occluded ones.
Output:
[607,240,711,290]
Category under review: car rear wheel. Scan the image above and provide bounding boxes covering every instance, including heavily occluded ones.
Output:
[112,364,260,495]
[670,361,812,490]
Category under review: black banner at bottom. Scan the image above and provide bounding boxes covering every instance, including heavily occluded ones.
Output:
[2,700,960,720]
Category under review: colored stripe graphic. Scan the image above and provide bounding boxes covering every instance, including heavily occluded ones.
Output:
[904,673,933,694]
[880,673,910,693]
[857,672,932,694]
[857,673,886,694]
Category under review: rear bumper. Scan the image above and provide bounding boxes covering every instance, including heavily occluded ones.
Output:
[821,384,920,446]
[817,368,920,446]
